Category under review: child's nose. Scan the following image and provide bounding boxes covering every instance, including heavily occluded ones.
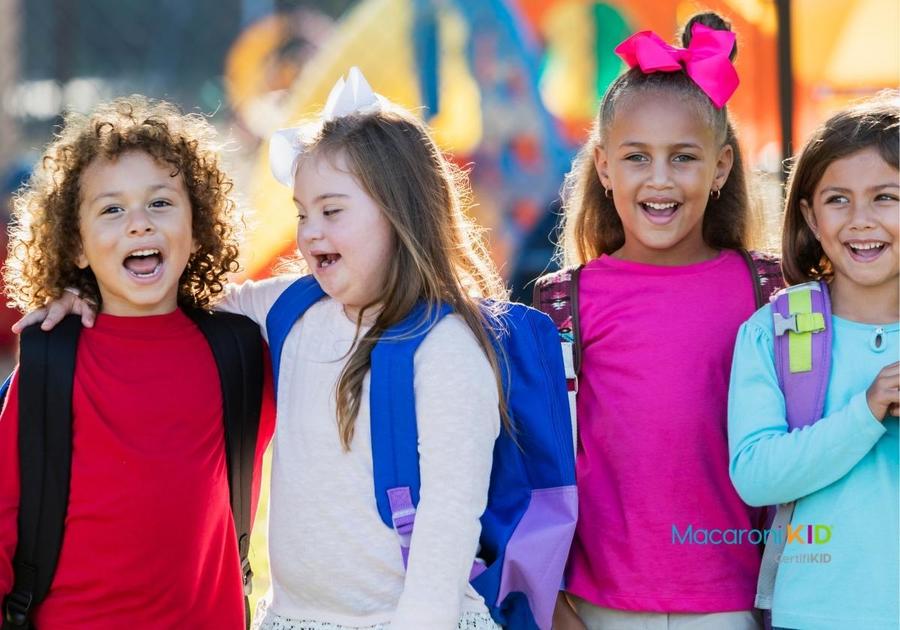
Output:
[848,200,877,230]
[127,208,154,235]
[648,161,672,187]
[297,219,324,243]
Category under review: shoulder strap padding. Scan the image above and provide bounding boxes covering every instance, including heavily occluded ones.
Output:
[739,249,785,309]
[532,266,583,375]
[769,280,832,431]
[3,316,81,627]
[185,308,264,602]
[264,276,327,394]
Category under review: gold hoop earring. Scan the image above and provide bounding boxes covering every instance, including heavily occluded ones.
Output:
[710,187,721,200]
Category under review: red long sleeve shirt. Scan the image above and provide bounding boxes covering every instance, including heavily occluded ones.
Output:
[0,309,274,629]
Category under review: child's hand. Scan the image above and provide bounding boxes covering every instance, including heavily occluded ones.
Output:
[11,289,97,333]
[866,361,900,421]
[552,592,588,630]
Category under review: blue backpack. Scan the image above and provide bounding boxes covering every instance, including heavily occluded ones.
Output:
[265,276,577,630]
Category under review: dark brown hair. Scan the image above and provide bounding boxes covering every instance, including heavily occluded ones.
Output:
[781,91,900,284]
[4,95,242,311]
[560,12,750,266]
[284,105,509,449]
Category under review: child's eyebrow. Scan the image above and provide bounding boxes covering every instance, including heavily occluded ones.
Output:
[292,193,350,208]
[819,183,900,196]
[619,141,703,150]
[88,183,180,205]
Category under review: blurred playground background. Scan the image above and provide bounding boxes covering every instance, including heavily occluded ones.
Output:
[0,0,897,616]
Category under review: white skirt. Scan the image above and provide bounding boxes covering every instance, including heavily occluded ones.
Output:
[252,600,501,630]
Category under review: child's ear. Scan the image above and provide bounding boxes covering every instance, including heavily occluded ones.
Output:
[593,145,612,191]
[75,246,88,270]
[191,239,200,255]
[713,143,734,191]
[799,199,819,239]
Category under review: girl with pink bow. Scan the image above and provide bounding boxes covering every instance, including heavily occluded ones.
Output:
[539,12,777,630]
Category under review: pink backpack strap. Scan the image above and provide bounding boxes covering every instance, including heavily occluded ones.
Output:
[738,249,786,308]
[533,266,583,447]
[533,266,583,379]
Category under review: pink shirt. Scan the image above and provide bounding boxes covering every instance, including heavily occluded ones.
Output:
[567,250,762,612]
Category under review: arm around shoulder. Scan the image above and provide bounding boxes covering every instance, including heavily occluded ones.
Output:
[215,275,301,333]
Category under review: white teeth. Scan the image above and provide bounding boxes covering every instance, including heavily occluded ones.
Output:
[644,201,678,210]
[129,248,160,257]
[848,242,885,251]
[319,254,339,268]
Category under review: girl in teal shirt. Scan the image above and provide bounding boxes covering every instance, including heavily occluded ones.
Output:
[728,93,899,630]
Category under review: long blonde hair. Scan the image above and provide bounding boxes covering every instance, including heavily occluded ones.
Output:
[289,106,509,450]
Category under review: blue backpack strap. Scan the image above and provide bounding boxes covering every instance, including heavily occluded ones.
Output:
[264,276,327,394]
[369,302,452,529]
[0,373,10,406]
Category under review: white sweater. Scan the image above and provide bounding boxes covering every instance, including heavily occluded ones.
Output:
[220,276,500,629]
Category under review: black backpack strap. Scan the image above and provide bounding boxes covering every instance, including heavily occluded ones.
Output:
[3,316,81,629]
[738,249,785,309]
[185,309,263,628]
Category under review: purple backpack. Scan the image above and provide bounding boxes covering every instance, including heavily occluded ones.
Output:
[755,280,832,610]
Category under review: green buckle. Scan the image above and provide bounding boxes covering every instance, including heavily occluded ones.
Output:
[795,312,825,333]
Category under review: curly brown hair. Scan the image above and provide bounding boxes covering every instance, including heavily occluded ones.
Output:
[4,95,242,312]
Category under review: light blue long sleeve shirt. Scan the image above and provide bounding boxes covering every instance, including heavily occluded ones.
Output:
[728,304,899,630]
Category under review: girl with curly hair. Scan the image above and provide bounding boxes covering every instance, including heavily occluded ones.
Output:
[0,95,274,629]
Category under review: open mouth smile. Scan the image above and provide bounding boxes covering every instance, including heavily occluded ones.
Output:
[845,240,888,263]
[640,200,681,225]
[314,253,342,270]
[123,248,164,280]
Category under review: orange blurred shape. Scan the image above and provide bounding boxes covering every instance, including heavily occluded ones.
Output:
[512,198,541,231]
[511,135,541,170]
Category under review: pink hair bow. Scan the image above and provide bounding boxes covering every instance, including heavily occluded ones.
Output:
[614,23,739,108]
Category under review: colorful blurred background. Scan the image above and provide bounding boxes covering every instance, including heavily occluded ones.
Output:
[0,0,897,614]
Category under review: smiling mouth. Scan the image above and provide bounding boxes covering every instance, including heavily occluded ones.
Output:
[315,253,341,269]
[640,201,680,223]
[845,241,888,262]
[123,248,164,278]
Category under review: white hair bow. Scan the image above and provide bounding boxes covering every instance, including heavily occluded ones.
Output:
[269,67,385,187]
